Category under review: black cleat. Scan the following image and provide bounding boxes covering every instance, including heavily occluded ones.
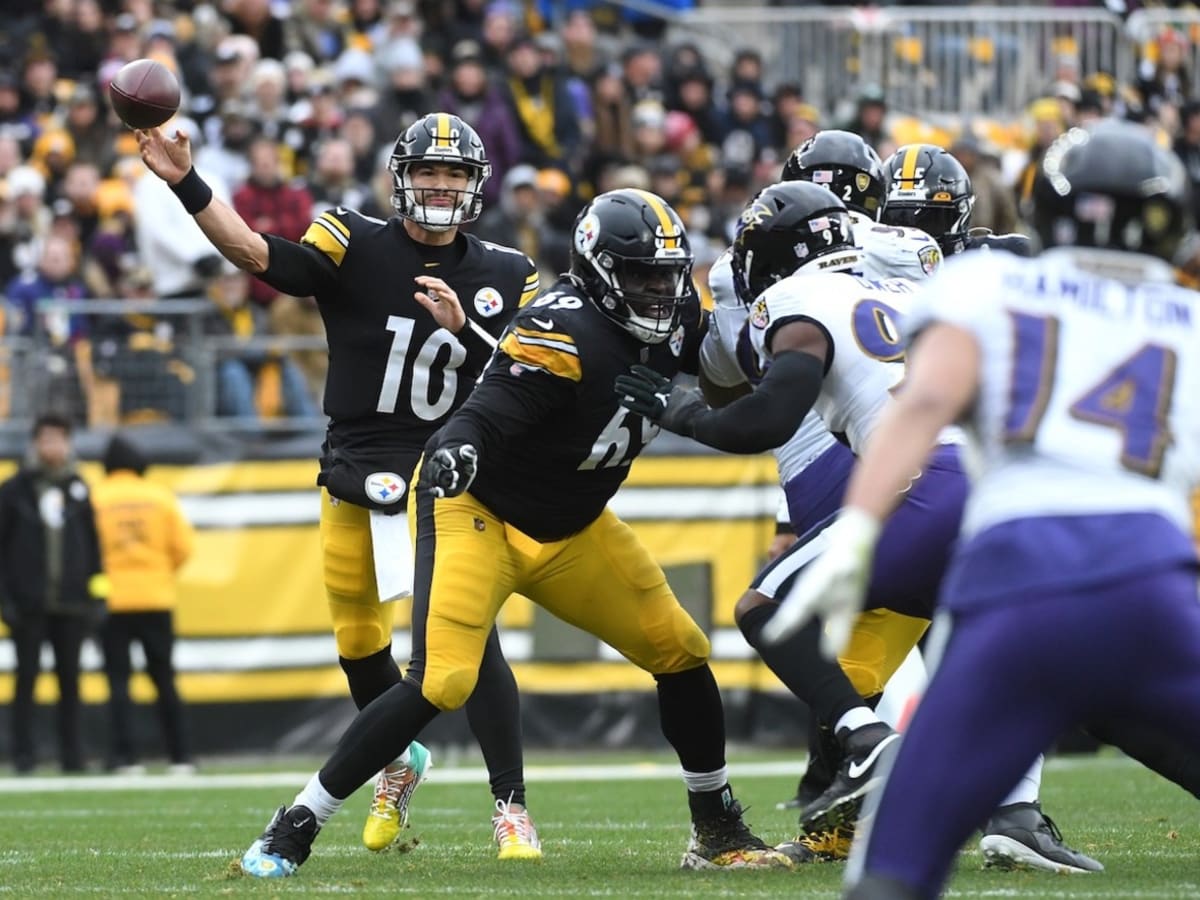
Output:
[800,722,899,834]
[681,798,793,869]
[979,801,1103,874]
[241,804,320,877]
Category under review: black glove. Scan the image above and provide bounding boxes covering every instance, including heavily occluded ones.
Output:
[614,364,708,436]
[419,442,479,498]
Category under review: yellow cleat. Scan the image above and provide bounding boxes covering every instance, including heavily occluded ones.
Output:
[361,741,431,852]
[492,797,543,861]
[779,824,854,862]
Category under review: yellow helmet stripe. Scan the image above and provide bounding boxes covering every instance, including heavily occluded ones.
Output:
[899,145,921,183]
[435,113,450,146]
[631,189,680,249]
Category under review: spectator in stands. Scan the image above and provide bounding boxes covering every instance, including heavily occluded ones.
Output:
[133,148,231,299]
[475,163,570,276]
[92,433,196,775]
[720,82,773,168]
[670,65,723,146]
[561,9,602,81]
[438,39,522,206]
[339,109,379,186]
[54,0,106,80]
[769,82,806,149]
[203,270,318,419]
[1015,97,1067,220]
[233,137,314,308]
[305,137,369,216]
[1175,101,1200,221]
[0,135,20,180]
[5,233,89,345]
[62,84,109,171]
[505,33,581,170]
[372,38,429,140]
[844,85,889,152]
[951,135,1018,235]
[479,0,521,72]
[223,0,288,62]
[56,161,101,247]
[21,49,59,120]
[195,43,250,145]
[0,412,106,774]
[0,70,36,154]
[621,42,663,105]
[1139,28,1191,117]
[195,100,257,192]
[247,59,296,145]
[333,48,379,111]
[0,165,49,286]
[589,61,635,165]
[297,73,348,165]
[284,0,348,63]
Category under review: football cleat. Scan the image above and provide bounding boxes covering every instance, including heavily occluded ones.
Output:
[776,823,854,863]
[979,802,1103,874]
[241,804,319,878]
[362,741,432,851]
[681,799,793,870]
[801,722,899,834]
[492,797,543,860]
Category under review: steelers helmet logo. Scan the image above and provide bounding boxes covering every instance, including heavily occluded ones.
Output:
[364,472,406,504]
[668,324,685,357]
[575,213,600,254]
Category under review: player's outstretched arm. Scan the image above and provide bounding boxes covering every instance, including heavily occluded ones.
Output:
[136,127,269,274]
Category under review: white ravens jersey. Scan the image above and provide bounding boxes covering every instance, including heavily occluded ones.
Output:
[702,250,835,483]
[907,247,1200,539]
[850,211,943,282]
[746,271,921,453]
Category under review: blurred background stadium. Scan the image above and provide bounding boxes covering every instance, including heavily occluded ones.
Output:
[2,0,1198,767]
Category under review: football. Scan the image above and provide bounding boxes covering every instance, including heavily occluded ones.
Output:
[108,58,181,129]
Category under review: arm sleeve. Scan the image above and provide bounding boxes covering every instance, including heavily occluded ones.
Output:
[433,362,575,458]
[259,232,339,298]
[688,350,825,454]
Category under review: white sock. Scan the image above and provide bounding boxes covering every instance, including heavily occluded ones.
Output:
[1000,754,1044,807]
[392,745,412,768]
[835,706,881,735]
[293,773,345,827]
[681,766,729,793]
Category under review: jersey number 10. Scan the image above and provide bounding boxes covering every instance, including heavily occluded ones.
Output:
[1005,311,1177,478]
[376,315,467,420]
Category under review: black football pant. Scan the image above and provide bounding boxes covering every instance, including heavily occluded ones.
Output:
[101,610,191,766]
[10,612,88,772]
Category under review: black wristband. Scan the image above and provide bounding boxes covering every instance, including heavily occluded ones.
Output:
[169,167,213,215]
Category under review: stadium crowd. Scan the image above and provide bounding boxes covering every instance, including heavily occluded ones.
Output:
[0,0,1197,425]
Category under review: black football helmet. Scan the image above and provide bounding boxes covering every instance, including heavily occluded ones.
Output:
[781,129,887,220]
[1033,119,1191,262]
[881,144,974,255]
[388,112,491,231]
[569,189,694,344]
[730,181,856,304]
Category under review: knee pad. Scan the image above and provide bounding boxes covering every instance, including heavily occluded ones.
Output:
[839,610,928,698]
[330,599,393,660]
[642,603,711,675]
[419,663,478,712]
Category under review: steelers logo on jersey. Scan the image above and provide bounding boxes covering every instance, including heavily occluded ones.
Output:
[750,296,770,329]
[364,471,406,505]
[918,244,942,275]
[474,287,504,318]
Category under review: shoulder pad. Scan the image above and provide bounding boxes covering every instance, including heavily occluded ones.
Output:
[499,288,586,382]
[300,208,357,267]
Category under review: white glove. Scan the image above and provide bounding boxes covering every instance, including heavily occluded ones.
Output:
[761,507,881,657]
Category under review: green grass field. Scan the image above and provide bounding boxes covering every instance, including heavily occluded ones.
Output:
[2,753,1196,898]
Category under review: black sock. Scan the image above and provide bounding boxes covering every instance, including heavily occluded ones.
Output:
[655,665,727,776]
[465,626,526,805]
[738,602,865,727]
[319,680,440,799]
[688,783,735,820]
[339,645,403,710]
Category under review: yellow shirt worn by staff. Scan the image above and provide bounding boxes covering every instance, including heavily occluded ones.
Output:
[92,469,194,612]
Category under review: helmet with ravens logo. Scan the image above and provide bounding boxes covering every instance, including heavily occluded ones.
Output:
[388,112,491,231]
[1033,119,1191,262]
[569,189,694,344]
[781,130,887,220]
[881,144,974,256]
[730,181,858,305]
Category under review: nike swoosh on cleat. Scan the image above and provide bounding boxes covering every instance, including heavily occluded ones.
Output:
[846,733,900,780]
[292,816,312,828]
